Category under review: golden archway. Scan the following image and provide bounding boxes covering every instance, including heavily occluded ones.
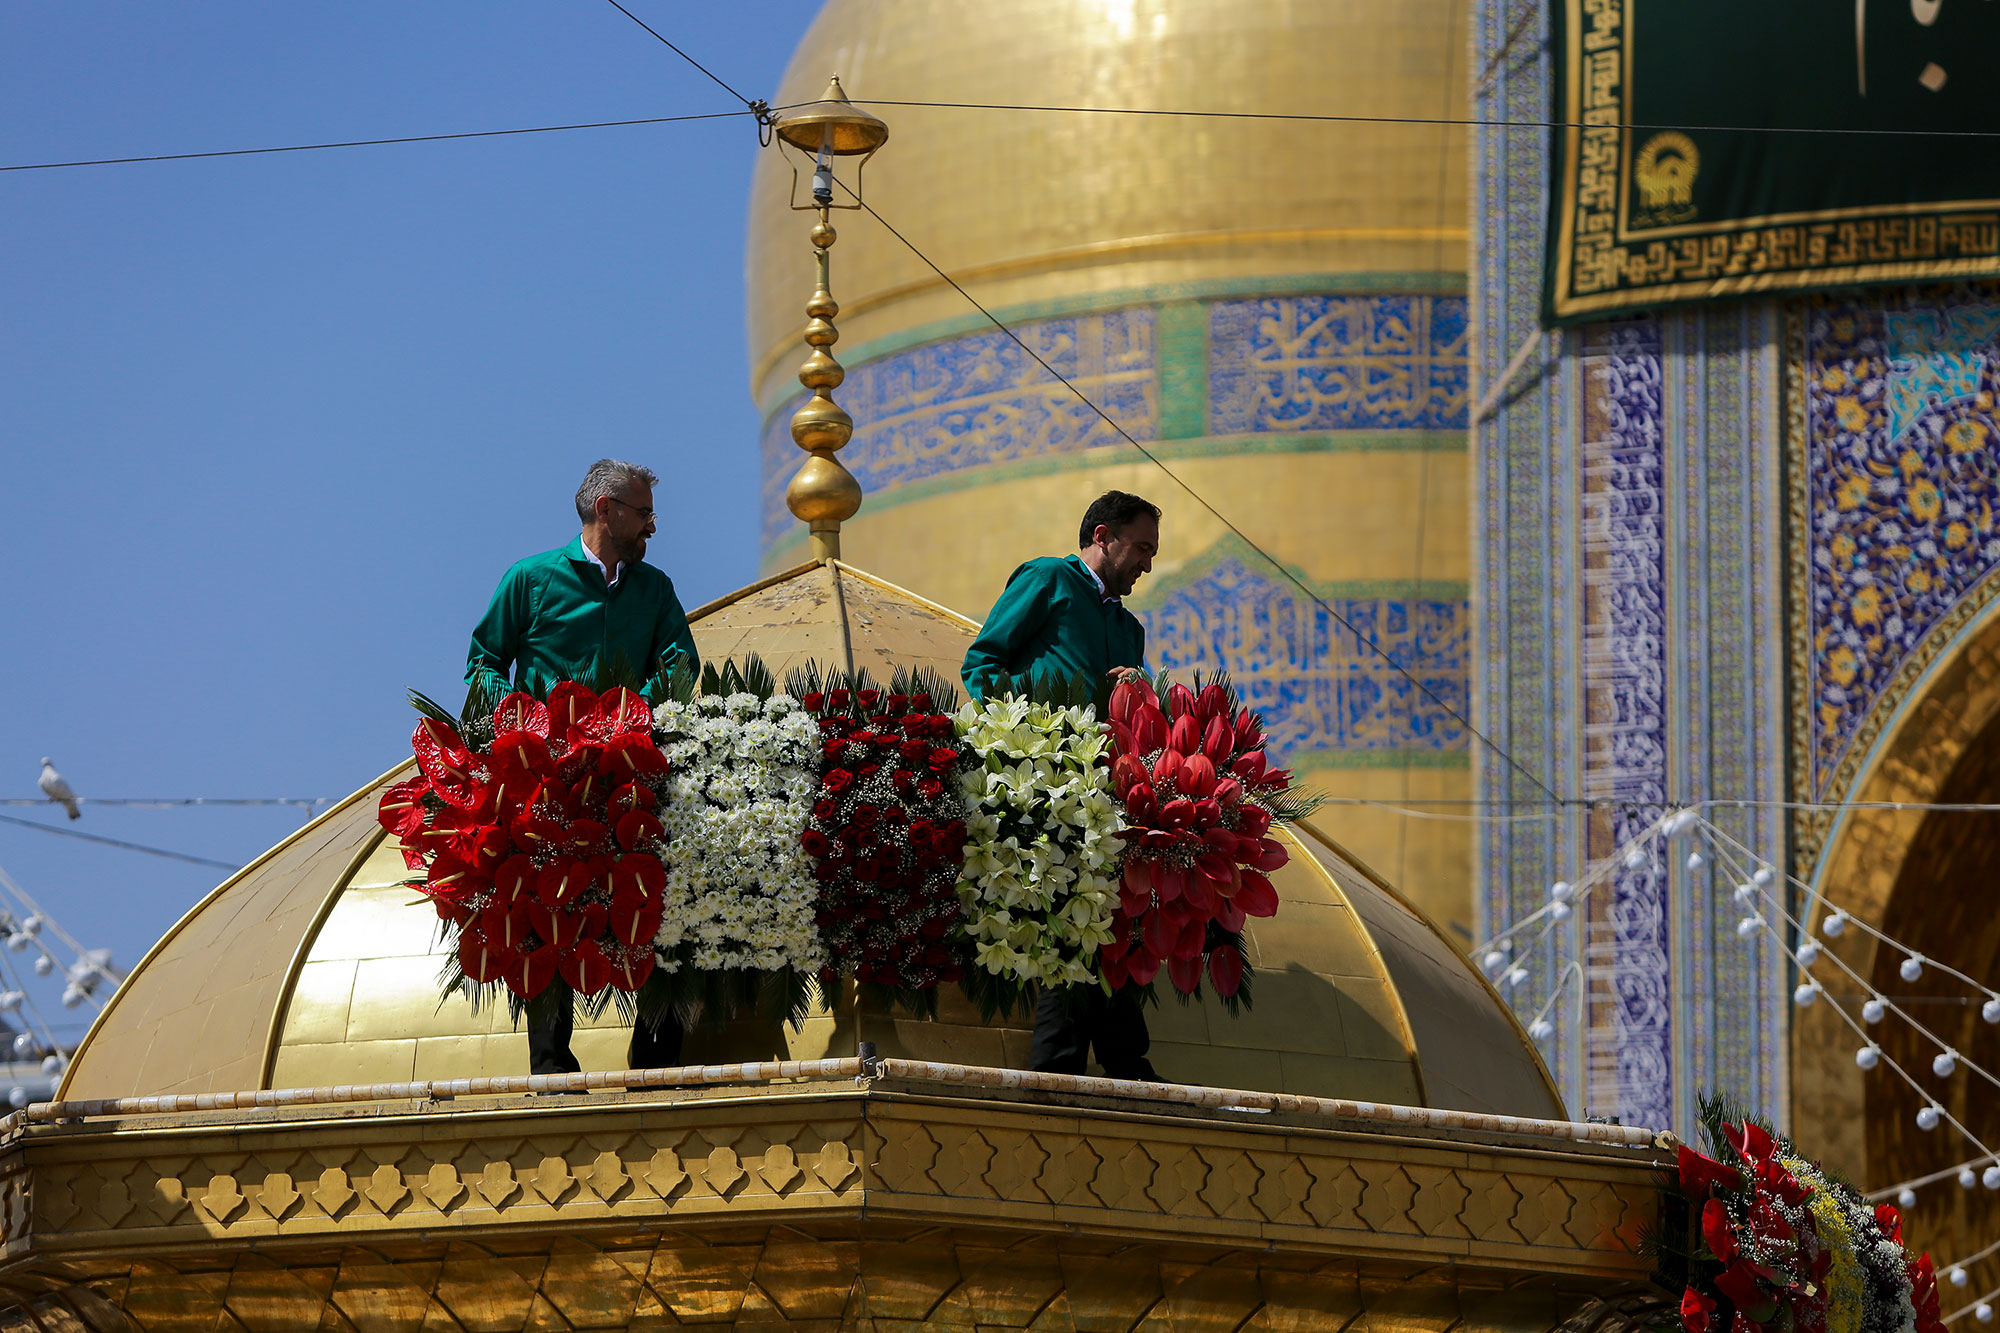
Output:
[1794,599,2000,1292]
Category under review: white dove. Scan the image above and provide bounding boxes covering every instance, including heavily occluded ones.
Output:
[37,759,78,820]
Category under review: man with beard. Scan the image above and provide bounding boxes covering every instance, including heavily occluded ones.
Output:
[961,489,1162,1082]
[466,458,699,1077]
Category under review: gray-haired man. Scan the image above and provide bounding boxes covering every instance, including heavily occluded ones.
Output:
[466,458,700,1076]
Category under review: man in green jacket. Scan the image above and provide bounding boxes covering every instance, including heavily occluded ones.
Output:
[962,490,1163,1081]
[466,458,700,1077]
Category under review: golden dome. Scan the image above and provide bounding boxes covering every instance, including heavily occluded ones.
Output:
[59,564,1550,1116]
[746,0,1467,409]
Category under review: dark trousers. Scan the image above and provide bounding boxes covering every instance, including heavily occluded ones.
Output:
[527,990,685,1075]
[1029,986,1158,1081]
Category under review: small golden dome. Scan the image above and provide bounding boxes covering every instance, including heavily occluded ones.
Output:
[60,560,1549,1116]
[746,0,1467,408]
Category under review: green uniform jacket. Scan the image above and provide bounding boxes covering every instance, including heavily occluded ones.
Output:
[962,554,1147,701]
[466,536,699,699]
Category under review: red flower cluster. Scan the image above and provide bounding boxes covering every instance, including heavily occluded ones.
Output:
[381,684,668,1000]
[1100,679,1291,998]
[1675,1124,1825,1333]
[799,687,968,990]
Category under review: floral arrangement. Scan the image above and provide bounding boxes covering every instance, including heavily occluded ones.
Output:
[1657,1097,1944,1333]
[381,684,669,1003]
[795,668,971,1005]
[1100,676,1307,1008]
[648,690,822,978]
[953,694,1122,1011]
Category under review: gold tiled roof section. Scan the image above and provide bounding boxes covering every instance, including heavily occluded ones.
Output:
[689,558,977,684]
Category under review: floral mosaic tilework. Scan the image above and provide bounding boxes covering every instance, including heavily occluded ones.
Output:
[761,309,1158,547]
[1132,550,1469,762]
[1803,291,2000,796]
[1208,295,1470,434]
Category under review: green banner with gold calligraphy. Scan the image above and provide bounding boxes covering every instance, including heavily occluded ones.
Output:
[1544,0,2000,324]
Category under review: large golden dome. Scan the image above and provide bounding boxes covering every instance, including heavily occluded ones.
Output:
[746,0,1467,408]
[749,0,1475,941]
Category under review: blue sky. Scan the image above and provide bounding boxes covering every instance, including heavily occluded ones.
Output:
[1,3,823,1037]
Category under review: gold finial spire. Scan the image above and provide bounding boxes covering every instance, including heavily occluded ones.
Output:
[784,215,860,562]
[774,78,888,564]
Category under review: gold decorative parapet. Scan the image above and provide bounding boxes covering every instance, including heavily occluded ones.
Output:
[0,1063,1667,1332]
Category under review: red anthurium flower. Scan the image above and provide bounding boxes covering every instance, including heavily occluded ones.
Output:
[489,732,554,780]
[557,937,615,994]
[1153,748,1187,792]
[426,851,488,903]
[492,692,551,739]
[1182,752,1218,799]
[508,944,560,1000]
[1678,1145,1744,1200]
[564,818,610,854]
[608,782,656,818]
[1208,943,1244,997]
[609,945,656,993]
[545,682,597,739]
[463,824,510,874]
[1181,871,1218,917]
[1215,894,1247,933]
[1702,1198,1739,1263]
[1174,917,1206,961]
[1874,1204,1904,1245]
[1167,954,1203,994]
[1251,837,1289,872]
[595,687,653,736]
[610,852,666,902]
[1232,750,1267,783]
[1143,910,1177,960]
[534,857,582,906]
[1680,1288,1715,1333]
[1166,683,1196,720]
[600,733,667,778]
[458,926,512,985]
[562,747,607,794]
[1910,1255,1946,1333]
[576,901,610,942]
[1234,870,1279,918]
[377,778,431,840]
[1202,714,1233,764]
[1125,948,1161,986]
[412,719,482,807]
[1168,715,1201,756]
[615,809,664,852]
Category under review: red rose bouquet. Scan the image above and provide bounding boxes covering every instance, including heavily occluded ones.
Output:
[795,667,971,1012]
[1098,675,1308,1010]
[383,683,669,1007]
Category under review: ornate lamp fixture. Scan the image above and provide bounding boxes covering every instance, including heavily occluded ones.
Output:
[770,78,888,562]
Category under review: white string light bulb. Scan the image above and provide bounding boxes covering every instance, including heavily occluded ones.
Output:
[1863,998,1886,1024]
[1753,866,1776,888]
[8,1034,29,1056]
[1984,997,2000,1024]
[1918,1103,1941,1129]
[31,956,52,977]
[1977,1303,1994,1324]
[1902,954,1927,982]
[1623,846,1649,870]
[1505,966,1529,989]
[1482,950,1507,974]
[1794,981,1820,1007]
[1738,915,1764,938]
[1961,1167,1979,1190]
[1858,1045,1882,1070]
[1687,851,1706,871]
[1550,881,1574,903]
[1529,1017,1554,1040]
[1551,902,1572,922]
[1824,910,1849,937]
[1953,1267,1971,1287]
[5,935,27,954]
[37,1054,59,1076]
[1798,939,1823,967]
[1935,1050,1959,1078]
[1984,1165,2000,1190]
[1733,882,1758,905]
[1899,1188,1919,1209]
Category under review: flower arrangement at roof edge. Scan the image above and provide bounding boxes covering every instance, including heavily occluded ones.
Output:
[793,664,972,1016]
[953,692,1123,1018]
[1651,1094,1943,1333]
[381,681,671,1009]
[1102,675,1314,1014]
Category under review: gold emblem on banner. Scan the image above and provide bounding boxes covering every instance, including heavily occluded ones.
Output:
[1634,131,1700,220]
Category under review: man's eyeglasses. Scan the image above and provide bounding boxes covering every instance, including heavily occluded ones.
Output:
[607,497,656,521]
